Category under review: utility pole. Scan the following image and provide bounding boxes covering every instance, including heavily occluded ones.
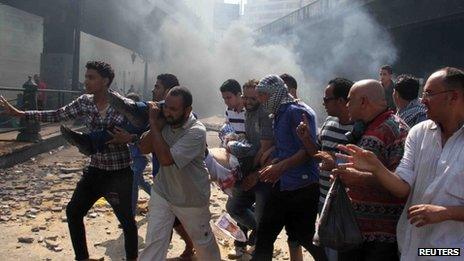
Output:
[72,0,82,91]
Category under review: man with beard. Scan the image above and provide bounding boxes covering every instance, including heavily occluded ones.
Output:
[225,79,274,259]
[138,86,221,261]
[251,75,326,261]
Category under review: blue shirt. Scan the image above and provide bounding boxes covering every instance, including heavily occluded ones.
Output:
[273,102,319,191]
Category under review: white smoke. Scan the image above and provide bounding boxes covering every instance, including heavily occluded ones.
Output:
[147,19,308,116]
[119,0,397,118]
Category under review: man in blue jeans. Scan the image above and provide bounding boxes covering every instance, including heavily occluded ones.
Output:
[224,79,274,259]
[252,75,327,261]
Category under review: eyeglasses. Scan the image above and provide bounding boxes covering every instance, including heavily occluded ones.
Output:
[323,96,337,103]
[421,90,454,99]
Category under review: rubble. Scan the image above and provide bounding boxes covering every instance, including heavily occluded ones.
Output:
[18,237,34,243]
[0,136,300,260]
[58,174,75,180]
[60,167,82,174]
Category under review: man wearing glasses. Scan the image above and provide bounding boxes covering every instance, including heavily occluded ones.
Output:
[334,67,464,260]
[297,77,354,261]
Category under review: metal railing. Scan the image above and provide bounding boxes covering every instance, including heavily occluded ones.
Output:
[0,85,82,140]
[257,0,372,35]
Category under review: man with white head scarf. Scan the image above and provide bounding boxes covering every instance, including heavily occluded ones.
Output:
[251,75,327,261]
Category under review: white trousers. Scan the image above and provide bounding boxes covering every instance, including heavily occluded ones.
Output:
[138,189,221,261]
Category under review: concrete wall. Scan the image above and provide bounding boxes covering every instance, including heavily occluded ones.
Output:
[0,4,43,91]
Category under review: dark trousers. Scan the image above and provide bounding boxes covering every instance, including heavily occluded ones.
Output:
[252,182,327,261]
[226,181,271,247]
[66,166,138,260]
[338,241,399,261]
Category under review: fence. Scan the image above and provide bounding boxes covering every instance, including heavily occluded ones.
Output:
[0,86,82,141]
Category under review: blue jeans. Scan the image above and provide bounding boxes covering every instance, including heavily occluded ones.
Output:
[129,145,151,216]
[226,181,271,246]
[88,102,149,152]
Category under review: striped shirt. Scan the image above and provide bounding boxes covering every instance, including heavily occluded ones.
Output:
[317,116,353,211]
[225,107,246,134]
[25,94,131,171]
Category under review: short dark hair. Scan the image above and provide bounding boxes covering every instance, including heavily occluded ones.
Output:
[280,73,297,89]
[440,67,464,91]
[85,61,115,87]
[220,79,241,95]
[169,86,192,108]
[157,74,179,91]
[126,92,140,102]
[381,65,393,74]
[328,77,353,100]
[394,74,420,101]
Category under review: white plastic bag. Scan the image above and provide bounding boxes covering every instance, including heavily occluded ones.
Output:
[213,213,247,242]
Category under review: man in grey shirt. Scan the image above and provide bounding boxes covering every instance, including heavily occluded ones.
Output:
[138,86,220,261]
[225,79,274,259]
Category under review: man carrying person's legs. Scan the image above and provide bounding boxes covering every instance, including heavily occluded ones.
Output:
[225,79,274,258]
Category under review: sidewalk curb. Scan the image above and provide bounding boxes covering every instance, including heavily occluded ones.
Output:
[0,126,85,169]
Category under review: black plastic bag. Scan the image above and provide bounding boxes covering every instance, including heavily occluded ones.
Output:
[313,178,363,251]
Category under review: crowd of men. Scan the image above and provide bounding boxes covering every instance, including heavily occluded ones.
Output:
[0,60,463,261]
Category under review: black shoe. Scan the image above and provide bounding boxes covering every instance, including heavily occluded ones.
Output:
[60,125,95,156]
[107,91,147,128]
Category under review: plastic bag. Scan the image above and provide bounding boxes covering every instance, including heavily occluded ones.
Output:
[313,178,363,251]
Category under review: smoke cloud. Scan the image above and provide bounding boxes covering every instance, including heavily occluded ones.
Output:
[121,1,397,118]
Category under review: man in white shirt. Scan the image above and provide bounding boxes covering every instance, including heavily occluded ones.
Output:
[335,67,464,260]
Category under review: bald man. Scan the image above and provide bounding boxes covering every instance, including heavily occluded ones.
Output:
[332,79,409,261]
[334,68,464,260]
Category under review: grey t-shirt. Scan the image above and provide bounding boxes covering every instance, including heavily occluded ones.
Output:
[245,105,274,150]
[152,114,210,207]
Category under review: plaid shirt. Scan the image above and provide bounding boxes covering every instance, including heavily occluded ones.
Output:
[25,94,131,171]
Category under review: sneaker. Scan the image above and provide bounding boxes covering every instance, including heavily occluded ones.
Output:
[107,90,147,128]
[60,125,95,156]
[227,246,246,260]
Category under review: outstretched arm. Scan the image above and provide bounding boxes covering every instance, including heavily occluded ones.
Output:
[336,144,410,198]
[0,95,25,117]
